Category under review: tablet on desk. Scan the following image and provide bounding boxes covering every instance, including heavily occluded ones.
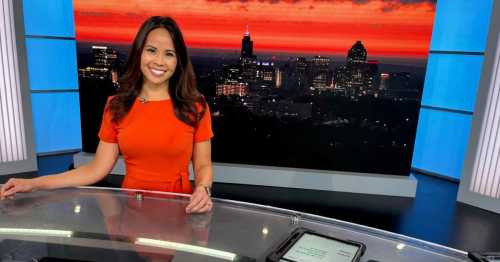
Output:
[469,252,500,262]
[267,228,366,262]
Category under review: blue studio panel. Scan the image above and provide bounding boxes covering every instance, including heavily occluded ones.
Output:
[23,0,75,37]
[37,154,75,176]
[31,93,82,153]
[422,54,484,112]
[412,108,472,179]
[25,38,78,90]
[431,0,494,52]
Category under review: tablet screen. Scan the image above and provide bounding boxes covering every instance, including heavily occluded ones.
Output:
[281,233,360,262]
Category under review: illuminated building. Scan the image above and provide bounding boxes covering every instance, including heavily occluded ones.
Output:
[259,61,275,84]
[78,66,108,80]
[378,72,419,100]
[241,58,258,84]
[216,81,249,96]
[347,41,367,64]
[275,68,283,88]
[333,41,381,97]
[334,65,350,95]
[295,57,309,90]
[240,25,255,59]
[79,46,119,83]
[364,60,380,91]
[311,56,331,89]
[380,73,390,90]
[92,46,117,68]
[221,64,242,82]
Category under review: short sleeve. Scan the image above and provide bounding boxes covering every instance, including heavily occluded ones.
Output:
[98,97,118,143]
[194,103,214,143]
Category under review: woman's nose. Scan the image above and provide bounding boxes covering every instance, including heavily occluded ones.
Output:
[154,55,165,66]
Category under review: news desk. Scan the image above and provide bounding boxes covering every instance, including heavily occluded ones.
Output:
[0,187,470,261]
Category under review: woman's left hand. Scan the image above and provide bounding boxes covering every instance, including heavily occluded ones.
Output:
[186,186,212,214]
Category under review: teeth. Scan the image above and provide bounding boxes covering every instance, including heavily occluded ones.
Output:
[151,69,165,76]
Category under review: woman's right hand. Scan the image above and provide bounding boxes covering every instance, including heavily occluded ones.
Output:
[0,178,37,200]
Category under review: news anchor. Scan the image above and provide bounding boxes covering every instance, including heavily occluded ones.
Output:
[0,16,214,214]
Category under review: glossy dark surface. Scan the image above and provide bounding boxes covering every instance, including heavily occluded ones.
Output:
[2,154,500,256]
[0,186,471,262]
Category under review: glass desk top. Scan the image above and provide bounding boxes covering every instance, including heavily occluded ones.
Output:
[0,187,470,262]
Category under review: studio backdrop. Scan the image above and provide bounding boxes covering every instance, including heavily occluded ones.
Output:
[74,0,436,176]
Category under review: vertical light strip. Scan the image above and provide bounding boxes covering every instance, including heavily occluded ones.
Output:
[470,46,500,199]
[0,9,5,163]
[490,62,500,198]
[492,56,500,198]
[471,56,497,193]
[8,0,26,160]
[0,0,12,162]
[471,55,494,192]
[0,0,27,163]
[479,57,500,195]
[4,0,18,161]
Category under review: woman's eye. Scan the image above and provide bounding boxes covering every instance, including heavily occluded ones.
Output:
[147,48,155,53]
[166,52,175,57]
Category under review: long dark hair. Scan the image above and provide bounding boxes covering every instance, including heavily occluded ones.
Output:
[108,16,206,127]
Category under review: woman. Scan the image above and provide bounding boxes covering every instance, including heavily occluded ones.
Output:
[0,16,214,214]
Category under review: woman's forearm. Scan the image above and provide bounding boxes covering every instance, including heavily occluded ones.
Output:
[33,162,106,191]
[194,164,213,188]
[32,142,119,191]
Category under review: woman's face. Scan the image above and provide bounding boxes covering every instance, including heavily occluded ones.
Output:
[140,28,178,89]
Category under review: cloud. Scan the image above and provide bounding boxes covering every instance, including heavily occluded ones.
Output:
[75,11,109,17]
[205,0,436,4]
[380,0,436,12]
[204,0,436,12]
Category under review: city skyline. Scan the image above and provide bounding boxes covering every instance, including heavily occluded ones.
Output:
[78,31,423,125]
[75,1,431,175]
[74,0,435,58]
[77,35,422,174]
[211,33,421,100]
[77,36,422,96]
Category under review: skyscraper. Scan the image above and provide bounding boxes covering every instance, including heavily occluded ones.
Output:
[311,56,331,89]
[334,65,350,96]
[333,41,377,97]
[260,61,275,83]
[92,46,118,68]
[347,41,367,64]
[241,25,254,59]
[241,59,258,84]
[295,57,309,91]
[365,60,380,91]
[239,26,259,85]
[275,68,283,88]
[79,46,119,82]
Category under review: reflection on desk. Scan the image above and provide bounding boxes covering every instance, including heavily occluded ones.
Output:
[0,187,469,262]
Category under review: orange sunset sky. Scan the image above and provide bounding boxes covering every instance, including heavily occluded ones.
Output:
[74,0,436,59]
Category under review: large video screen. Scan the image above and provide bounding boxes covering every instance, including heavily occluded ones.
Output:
[74,0,436,176]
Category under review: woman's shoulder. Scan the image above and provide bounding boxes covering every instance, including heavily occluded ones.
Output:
[103,95,116,110]
[106,95,117,103]
[194,98,209,114]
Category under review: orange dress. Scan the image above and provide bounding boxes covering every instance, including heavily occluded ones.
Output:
[98,97,213,194]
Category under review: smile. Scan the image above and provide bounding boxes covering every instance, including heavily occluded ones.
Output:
[150,68,166,76]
